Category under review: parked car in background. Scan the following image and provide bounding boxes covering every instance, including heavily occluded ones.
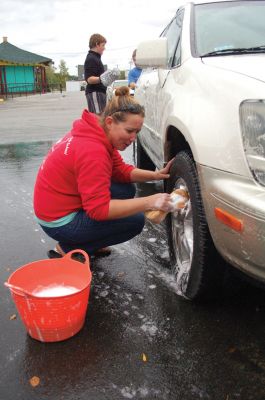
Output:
[135,0,265,300]
[107,79,134,101]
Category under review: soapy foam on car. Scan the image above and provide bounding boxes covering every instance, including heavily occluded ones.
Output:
[32,284,78,297]
[170,192,186,207]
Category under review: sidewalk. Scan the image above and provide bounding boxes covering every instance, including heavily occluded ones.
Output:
[0,91,87,144]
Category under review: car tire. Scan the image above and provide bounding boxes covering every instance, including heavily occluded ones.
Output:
[136,138,156,170]
[166,150,224,300]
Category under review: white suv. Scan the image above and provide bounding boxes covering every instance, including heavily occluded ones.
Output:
[135,0,265,300]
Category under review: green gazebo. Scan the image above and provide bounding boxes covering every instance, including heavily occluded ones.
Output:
[0,36,52,96]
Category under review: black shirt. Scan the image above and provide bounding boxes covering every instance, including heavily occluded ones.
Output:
[84,50,106,94]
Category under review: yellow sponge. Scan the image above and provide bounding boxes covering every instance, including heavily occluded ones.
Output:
[145,188,189,224]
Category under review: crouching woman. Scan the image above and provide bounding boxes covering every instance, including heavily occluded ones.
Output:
[33,87,174,258]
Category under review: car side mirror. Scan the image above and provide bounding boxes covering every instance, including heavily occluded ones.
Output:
[136,38,168,68]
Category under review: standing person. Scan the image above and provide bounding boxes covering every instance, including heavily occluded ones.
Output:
[33,87,174,259]
[84,33,107,114]
[128,49,142,90]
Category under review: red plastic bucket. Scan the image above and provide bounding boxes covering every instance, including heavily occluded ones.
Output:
[5,250,92,342]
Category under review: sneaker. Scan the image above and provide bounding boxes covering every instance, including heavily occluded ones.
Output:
[93,247,111,258]
[47,249,87,264]
[47,249,62,259]
[71,253,86,264]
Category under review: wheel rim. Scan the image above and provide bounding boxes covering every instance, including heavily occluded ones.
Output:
[171,178,193,294]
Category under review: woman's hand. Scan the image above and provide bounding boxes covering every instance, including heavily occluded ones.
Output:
[130,158,175,183]
[108,193,174,219]
[155,158,175,180]
[147,193,174,212]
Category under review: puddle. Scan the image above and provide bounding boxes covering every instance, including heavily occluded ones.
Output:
[0,141,52,168]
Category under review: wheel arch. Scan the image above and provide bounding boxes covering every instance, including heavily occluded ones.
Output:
[164,125,193,163]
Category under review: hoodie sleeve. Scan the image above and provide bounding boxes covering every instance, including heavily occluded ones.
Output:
[111,149,135,182]
[75,142,113,221]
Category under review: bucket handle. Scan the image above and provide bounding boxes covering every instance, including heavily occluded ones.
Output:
[4,282,32,297]
[63,249,90,265]
[5,250,90,296]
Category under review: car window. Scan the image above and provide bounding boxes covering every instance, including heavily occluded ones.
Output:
[194,1,265,55]
[162,9,184,67]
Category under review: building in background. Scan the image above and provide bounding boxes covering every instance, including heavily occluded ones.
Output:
[0,36,52,97]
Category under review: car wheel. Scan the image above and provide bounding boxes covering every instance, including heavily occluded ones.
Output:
[166,150,223,300]
[136,138,156,170]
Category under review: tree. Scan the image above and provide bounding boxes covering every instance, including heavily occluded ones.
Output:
[57,59,70,89]
[45,65,58,86]
[120,70,125,80]
[45,64,61,91]
[45,60,74,91]
[58,59,69,76]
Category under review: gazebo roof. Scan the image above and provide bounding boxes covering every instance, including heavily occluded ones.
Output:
[0,37,52,66]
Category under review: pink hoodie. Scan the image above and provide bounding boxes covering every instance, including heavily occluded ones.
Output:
[33,110,134,221]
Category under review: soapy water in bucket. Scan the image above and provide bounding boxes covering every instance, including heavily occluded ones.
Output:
[5,249,91,342]
[32,284,78,297]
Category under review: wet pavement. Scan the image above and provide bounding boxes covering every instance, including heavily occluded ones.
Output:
[1,93,265,400]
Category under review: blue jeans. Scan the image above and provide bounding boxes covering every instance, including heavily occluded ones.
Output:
[40,183,145,255]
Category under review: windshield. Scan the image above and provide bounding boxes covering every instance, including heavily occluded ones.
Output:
[194,1,265,56]
[113,80,127,88]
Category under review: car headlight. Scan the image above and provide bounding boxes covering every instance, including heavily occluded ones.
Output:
[240,100,265,186]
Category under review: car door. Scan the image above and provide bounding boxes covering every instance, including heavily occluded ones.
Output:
[141,9,184,168]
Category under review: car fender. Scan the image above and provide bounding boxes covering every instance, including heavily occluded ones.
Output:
[161,58,265,177]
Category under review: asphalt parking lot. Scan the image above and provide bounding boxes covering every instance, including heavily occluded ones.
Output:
[1,91,265,400]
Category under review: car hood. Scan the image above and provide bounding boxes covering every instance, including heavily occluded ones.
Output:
[202,54,265,83]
